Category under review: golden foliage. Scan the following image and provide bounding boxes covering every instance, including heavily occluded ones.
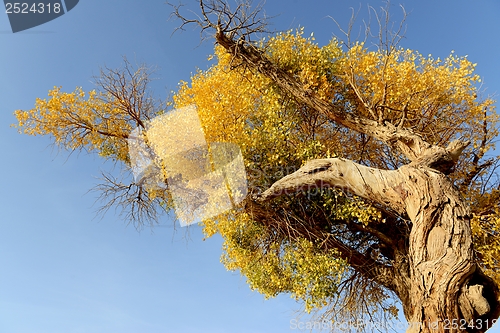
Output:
[339,43,497,148]
[173,29,499,318]
[14,86,132,162]
[13,28,499,319]
[204,212,347,313]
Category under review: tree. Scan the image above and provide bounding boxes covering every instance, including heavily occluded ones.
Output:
[13,1,500,332]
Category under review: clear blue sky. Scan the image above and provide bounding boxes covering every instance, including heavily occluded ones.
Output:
[1,1,500,332]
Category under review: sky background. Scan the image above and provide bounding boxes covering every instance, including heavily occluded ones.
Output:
[1,1,500,332]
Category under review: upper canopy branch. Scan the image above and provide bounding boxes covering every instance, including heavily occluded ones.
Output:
[170,1,472,163]
[213,29,438,162]
[169,0,270,43]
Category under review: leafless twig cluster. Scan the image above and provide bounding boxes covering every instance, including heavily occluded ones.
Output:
[168,0,271,44]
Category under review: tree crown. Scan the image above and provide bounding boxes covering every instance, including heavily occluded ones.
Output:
[13,9,500,327]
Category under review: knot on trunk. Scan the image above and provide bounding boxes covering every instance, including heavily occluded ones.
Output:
[459,284,490,322]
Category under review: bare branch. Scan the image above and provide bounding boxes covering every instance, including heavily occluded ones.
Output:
[327,6,360,48]
[91,170,170,229]
[170,1,453,164]
[93,57,161,129]
[168,0,273,44]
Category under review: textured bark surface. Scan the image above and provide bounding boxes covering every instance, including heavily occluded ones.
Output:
[255,158,500,332]
[399,166,476,332]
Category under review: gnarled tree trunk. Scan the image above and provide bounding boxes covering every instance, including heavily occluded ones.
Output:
[255,156,499,332]
[399,165,489,332]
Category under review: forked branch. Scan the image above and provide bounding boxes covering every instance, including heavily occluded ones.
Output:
[169,0,270,42]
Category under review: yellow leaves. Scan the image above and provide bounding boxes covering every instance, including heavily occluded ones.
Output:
[14,61,161,168]
[13,86,132,162]
[281,238,347,312]
[265,29,341,101]
[471,209,500,286]
[322,193,382,225]
[207,210,347,310]
[174,48,263,146]
[338,45,493,145]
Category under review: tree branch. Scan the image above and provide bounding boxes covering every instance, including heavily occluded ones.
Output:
[254,158,406,216]
[320,232,397,290]
[170,1,477,170]
[244,197,398,291]
[214,29,435,161]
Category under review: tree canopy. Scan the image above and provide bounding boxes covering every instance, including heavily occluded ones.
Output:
[13,1,500,331]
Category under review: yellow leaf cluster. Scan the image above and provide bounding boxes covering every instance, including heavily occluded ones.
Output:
[205,211,347,312]
[265,27,342,100]
[471,206,500,286]
[324,193,383,226]
[339,44,497,146]
[14,86,132,162]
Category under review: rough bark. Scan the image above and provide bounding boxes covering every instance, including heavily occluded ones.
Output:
[254,157,500,332]
[399,165,483,333]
